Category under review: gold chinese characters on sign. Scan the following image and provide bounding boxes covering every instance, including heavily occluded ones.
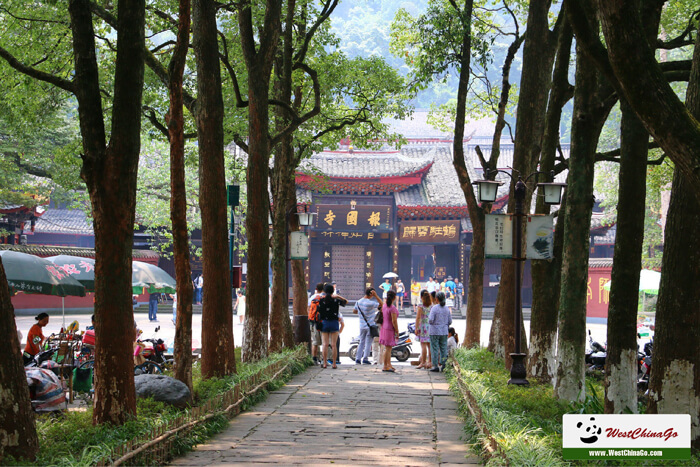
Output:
[314,204,392,230]
[364,247,374,290]
[398,220,460,244]
[320,231,375,240]
[322,246,332,280]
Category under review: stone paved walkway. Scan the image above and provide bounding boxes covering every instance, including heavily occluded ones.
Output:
[171,362,480,466]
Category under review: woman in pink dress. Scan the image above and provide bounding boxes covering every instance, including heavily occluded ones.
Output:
[379,290,399,372]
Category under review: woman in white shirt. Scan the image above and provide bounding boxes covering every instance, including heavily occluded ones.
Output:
[236,290,246,324]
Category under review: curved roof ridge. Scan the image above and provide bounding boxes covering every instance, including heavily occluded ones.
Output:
[298,150,434,179]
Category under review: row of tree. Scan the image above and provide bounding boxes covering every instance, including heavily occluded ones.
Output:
[391,0,698,447]
[0,0,698,459]
[0,0,407,460]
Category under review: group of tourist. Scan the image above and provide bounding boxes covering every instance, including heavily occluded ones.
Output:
[414,290,459,371]
[410,276,464,314]
[309,280,459,373]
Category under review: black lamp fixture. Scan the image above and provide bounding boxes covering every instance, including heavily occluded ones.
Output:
[472,167,566,386]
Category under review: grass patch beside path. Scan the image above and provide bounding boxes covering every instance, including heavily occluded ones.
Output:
[447,347,698,467]
[8,347,312,466]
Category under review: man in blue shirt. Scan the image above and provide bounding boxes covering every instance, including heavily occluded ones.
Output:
[454,278,464,312]
[148,292,160,321]
[353,287,383,364]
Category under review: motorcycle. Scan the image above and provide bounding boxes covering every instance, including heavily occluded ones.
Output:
[348,324,414,362]
[24,347,58,368]
[585,329,607,371]
[137,326,173,369]
[637,337,653,391]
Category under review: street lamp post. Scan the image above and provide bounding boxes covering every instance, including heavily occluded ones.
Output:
[269,206,316,345]
[473,169,565,386]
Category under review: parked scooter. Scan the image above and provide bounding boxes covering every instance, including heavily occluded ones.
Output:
[137,326,173,369]
[24,347,58,368]
[348,326,413,362]
[637,337,653,391]
[585,330,607,371]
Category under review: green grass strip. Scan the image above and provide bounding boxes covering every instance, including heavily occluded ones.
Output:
[447,347,698,467]
[6,346,312,466]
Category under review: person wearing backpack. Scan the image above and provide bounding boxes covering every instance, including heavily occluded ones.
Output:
[307,283,324,365]
[316,283,347,368]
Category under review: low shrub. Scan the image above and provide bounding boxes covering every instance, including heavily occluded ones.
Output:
[7,346,311,466]
[448,347,698,467]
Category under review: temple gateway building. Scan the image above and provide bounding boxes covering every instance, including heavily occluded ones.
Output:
[294,112,610,311]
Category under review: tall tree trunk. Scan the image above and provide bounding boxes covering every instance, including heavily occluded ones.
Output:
[237,1,282,362]
[169,0,194,390]
[445,0,484,349]
[460,11,523,350]
[269,140,296,352]
[269,1,297,352]
[603,100,647,413]
[648,32,700,449]
[193,0,235,377]
[490,0,558,367]
[528,13,572,382]
[554,40,607,401]
[594,0,700,205]
[603,0,662,416]
[0,264,38,460]
[70,0,145,425]
[243,78,273,362]
[463,219,484,348]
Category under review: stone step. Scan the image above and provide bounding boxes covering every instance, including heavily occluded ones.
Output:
[136,303,531,320]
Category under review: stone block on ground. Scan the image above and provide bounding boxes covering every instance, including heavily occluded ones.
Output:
[134,374,191,408]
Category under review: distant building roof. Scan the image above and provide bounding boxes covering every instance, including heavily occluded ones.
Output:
[589,257,613,268]
[33,208,93,235]
[592,224,616,245]
[0,244,159,260]
[297,150,433,179]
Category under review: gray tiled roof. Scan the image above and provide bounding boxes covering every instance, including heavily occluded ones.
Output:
[394,185,426,206]
[0,244,159,259]
[461,217,473,232]
[592,224,616,245]
[296,187,313,204]
[34,208,93,235]
[589,257,613,268]
[298,150,433,178]
[420,147,466,206]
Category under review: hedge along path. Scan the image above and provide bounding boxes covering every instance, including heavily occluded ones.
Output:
[102,348,308,466]
[450,357,509,464]
[171,359,480,466]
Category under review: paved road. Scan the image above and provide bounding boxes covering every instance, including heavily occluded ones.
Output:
[171,362,479,466]
[14,311,613,356]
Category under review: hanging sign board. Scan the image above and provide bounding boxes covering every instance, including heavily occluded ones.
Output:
[485,214,513,258]
[526,215,554,260]
[398,220,460,243]
[289,231,309,260]
[314,204,392,231]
